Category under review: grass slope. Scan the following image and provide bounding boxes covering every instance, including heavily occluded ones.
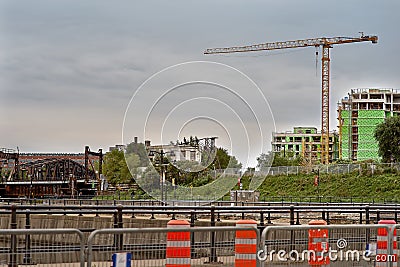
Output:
[252,173,400,202]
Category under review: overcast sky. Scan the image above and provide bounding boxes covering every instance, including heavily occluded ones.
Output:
[1,1,399,168]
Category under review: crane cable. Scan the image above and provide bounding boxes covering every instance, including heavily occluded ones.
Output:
[315,46,319,77]
[210,47,309,58]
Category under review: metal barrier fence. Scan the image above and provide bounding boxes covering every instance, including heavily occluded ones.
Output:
[86,226,259,267]
[0,224,399,266]
[1,204,400,233]
[257,162,400,177]
[205,163,400,177]
[0,228,85,267]
[1,195,400,206]
[261,224,399,267]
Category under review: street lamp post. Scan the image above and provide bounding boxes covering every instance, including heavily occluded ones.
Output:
[28,174,33,200]
[0,159,8,183]
[149,149,168,204]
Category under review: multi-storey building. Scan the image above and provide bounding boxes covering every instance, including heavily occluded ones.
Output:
[145,140,202,163]
[338,88,400,161]
[108,144,127,152]
[271,127,339,164]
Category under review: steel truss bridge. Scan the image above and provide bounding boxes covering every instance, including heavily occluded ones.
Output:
[0,146,102,198]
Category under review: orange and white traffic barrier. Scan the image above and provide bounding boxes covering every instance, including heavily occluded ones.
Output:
[308,220,329,266]
[235,219,257,267]
[166,220,191,267]
[376,219,398,267]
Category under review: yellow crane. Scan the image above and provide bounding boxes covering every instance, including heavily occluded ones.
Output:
[204,33,378,164]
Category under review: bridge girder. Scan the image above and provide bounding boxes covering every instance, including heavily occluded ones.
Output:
[11,158,96,182]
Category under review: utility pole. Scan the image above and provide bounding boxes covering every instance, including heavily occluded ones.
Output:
[149,149,168,204]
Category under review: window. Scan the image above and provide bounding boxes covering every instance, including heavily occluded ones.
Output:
[180,150,186,160]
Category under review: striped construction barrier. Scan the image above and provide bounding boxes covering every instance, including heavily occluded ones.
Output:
[166,220,191,267]
[376,219,398,267]
[235,219,257,267]
[308,220,329,266]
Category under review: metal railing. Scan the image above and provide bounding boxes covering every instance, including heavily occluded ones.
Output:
[0,224,398,266]
[203,163,400,177]
[257,162,400,177]
[1,204,400,231]
[86,226,258,267]
[0,228,85,267]
[261,224,398,267]
[1,194,400,205]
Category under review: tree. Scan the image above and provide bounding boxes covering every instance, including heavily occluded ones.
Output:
[257,151,303,168]
[141,165,161,189]
[146,146,242,187]
[125,153,140,177]
[103,150,140,185]
[125,142,149,167]
[256,152,273,171]
[375,116,400,162]
[213,148,242,169]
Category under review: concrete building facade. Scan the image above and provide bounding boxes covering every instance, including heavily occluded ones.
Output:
[338,88,400,161]
[145,141,202,163]
[271,127,339,164]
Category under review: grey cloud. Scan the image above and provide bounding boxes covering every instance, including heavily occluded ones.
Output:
[0,0,399,166]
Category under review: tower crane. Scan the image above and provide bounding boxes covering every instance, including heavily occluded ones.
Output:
[204,33,378,164]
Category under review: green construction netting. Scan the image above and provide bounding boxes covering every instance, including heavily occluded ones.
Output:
[357,126,376,135]
[358,142,379,150]
[358,110,385,118]
[357,118,385,126]
[357,150,380,160]
[341,110,350,118]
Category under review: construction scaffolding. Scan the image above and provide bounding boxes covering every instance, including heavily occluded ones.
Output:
[271,127,339,164]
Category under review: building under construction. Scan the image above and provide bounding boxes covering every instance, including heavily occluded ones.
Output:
[271,127,339,164]
[338,88,400,161]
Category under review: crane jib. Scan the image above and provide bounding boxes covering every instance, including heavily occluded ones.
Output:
[204,36,378,54]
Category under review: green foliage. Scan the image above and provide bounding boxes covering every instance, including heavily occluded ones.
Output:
[256,152,273,172]
[103,150,139,186]
[256,172,400,202]
[213,148,242,169]
[243,167,255,177]
[101,141,149,188]
[0,168,10,179]
[103,142,243,197]
[191,175,213,187]
[174,160,204,173]
[257,151,303,168]
[335,158,353,164]
[162,146,242,187]
[375,116,400,162]
[141,165,161,188]
[125,142,149,167]
[125,153,140,176]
